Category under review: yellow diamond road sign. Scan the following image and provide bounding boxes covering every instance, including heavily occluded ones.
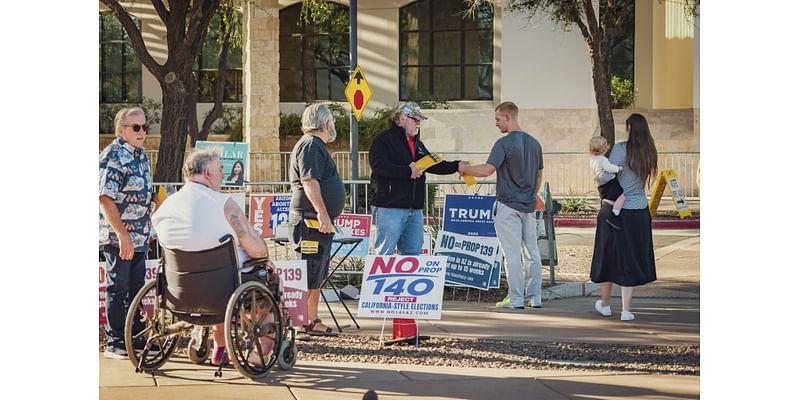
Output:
[344,65,372,121]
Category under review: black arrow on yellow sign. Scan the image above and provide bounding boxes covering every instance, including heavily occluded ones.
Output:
[354,70,364,84]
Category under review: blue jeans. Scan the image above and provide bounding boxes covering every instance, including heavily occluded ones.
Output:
[372,207,424,255]
[103,244,147,348]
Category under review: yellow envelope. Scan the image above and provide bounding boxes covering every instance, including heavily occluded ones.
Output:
[303,219,339,233]
[463,174,477,187]
[413,153,443,171]
[461,160,476,187]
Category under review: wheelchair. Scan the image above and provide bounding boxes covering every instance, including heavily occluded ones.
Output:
[123,235,298,379]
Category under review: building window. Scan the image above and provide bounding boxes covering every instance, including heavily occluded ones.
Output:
[399,0,493,101]
[196,14,243,103]
[279,2,350,102]
[100,12,142,103]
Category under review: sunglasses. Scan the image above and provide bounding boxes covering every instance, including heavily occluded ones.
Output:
[124,124,149,132]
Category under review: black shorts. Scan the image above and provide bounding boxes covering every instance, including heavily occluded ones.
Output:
[597,178,624,201]
[288,216,334,289]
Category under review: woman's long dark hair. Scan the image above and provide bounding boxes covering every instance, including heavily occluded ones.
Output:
[227,160,244,181]
[625,113,658,188]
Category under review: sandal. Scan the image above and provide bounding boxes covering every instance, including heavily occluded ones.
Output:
[303,318,338,336]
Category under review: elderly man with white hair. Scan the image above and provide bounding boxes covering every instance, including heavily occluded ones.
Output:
[287,103,345,336]
[152,148,276,366]
[100,106,156,359]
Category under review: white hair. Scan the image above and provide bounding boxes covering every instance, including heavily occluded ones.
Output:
[183,148,221,180]
[114,107,145,137]
[301,103,334,134]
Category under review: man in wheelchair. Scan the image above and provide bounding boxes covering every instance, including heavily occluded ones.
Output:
[152,148,278,367]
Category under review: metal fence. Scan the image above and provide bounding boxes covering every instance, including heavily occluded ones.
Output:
[147,150,699,198]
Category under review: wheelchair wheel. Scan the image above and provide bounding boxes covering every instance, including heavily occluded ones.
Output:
[187,327,211,365]
[124,280,180,372]
[224,281,282,380]
[277,340,298,371]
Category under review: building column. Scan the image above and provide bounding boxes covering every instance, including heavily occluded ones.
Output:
[243,0,281,182]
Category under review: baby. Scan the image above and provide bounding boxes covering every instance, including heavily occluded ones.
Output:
[589,136,625,217]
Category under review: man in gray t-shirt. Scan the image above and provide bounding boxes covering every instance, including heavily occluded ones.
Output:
[459,101,544,309]
[288,104,345,336]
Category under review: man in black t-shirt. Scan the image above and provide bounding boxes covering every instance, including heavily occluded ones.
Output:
[288,103,345,336]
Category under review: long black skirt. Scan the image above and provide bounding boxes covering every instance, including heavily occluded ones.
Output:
[589,203,657,286]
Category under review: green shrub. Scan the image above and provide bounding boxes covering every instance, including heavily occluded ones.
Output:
[279,112,303,137]
[611,75,637,109]
[561,193,594,213]
[279,99,449,149]
[203,104,243,140]
[99,97,162,133]
[279,104,395,150]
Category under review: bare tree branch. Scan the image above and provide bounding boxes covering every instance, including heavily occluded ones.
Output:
[581,0,600,48]
[184,0,221,61]
[100,0,165,79]
[566,1,592,46]
[199,8,234,140]
[164,0,189,62]
[151,0,170,24]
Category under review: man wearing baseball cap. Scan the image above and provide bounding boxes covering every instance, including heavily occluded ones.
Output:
[368,102,464,255]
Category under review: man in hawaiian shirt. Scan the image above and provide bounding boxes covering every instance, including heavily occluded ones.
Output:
[99,107,156,359]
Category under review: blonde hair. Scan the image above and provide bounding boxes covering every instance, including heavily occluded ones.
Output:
[589,136,610,155]
[113,107,145,137]
[494,101,518,118]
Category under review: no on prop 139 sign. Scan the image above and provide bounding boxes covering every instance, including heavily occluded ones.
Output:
[357,255,447,320]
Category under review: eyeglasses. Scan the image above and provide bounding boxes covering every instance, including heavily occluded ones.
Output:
[124,124,149,132]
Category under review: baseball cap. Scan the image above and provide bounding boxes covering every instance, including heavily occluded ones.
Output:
[393,102,428,121]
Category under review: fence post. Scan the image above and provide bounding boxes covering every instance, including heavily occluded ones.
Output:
[543,182,557,285]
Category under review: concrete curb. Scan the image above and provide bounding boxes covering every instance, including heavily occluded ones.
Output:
[555,218,700,229]
[542,281,601,300]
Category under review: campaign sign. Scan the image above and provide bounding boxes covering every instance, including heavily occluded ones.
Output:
[273,260,308,328]
[358,256,447,320]
[333,214,372,256]
[391,232,433,256]
[100,260,159,325]
[196,141,249,187]
[435,231,500,290]
[442,194,497,237]
[249,194,291,239]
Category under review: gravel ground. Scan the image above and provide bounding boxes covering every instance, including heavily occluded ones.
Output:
[295,335,699,376]
[100,326,699,377]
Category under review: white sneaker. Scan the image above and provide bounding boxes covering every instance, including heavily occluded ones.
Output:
[594,300,611,317]
[529,295,542,308]
[620,311,635,321]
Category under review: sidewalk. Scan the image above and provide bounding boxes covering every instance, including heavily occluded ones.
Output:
[99,227,700,400]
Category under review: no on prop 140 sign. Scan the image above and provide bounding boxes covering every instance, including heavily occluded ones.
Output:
[357,255,447,320]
